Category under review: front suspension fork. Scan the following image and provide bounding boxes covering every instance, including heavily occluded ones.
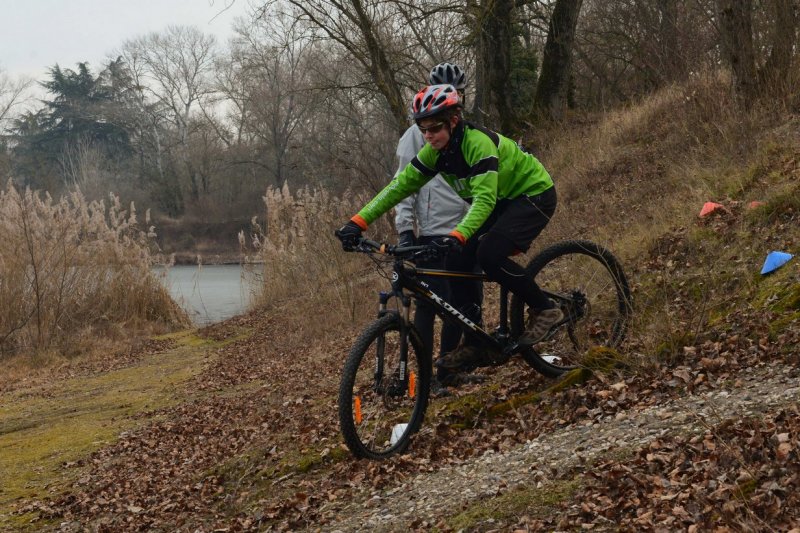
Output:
[375,291,413,392]
[397,292,412,388]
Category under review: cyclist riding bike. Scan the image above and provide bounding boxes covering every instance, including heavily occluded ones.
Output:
[337,83,561,369]
[394,62,476,394]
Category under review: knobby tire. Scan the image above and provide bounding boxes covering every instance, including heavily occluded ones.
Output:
[510,240,632,378]
[338,313,431,459]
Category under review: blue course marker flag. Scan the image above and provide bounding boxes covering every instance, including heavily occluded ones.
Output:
[760,251,794,275]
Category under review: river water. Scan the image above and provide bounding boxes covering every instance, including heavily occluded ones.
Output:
[155,264,258,325]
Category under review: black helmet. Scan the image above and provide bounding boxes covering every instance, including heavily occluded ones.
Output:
[428,62,467,90]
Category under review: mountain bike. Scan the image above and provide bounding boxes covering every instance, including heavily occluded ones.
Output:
[338,237,632,459]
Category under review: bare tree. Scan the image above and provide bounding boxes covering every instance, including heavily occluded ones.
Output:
[122,26,219,200]
[228,13,322,184]
[395,2,473,89]
[468,0,516,131]
[716,0,758,105]
[305,73,398,193]
[714,0,798,105]
[0,69,33,179]
[141,26,218,148]
[0,69,33,130]
[114,46,179,212]
[757,0,798,91]
[210,50,249,149]
[260,0,412,134]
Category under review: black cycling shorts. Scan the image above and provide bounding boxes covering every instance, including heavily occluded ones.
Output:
[475,186,557,253]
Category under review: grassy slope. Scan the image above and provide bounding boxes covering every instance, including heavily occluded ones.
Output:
[1,75,798,530]
[535,76,799,356]
[0,332,232,530]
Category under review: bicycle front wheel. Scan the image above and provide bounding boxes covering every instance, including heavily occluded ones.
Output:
[338,313,431,459]
[511,240,632,377]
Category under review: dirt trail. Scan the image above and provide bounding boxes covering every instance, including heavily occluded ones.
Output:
[325,362,800,531]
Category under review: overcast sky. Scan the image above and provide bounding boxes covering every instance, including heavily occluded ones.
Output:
[1,0,252,81]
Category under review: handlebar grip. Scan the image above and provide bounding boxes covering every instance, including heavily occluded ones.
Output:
[353,237,440,258]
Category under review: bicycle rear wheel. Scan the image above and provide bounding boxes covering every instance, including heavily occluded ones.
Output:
[338,313,431,459]
[510,240,632,378]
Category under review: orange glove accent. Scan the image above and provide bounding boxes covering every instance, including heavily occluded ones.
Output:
[351,215,368,230]
[448,230,466,245]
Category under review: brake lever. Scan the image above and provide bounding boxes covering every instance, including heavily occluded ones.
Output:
[413,246,443,262]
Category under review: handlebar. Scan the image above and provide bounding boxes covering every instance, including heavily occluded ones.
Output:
[350,237,444,261]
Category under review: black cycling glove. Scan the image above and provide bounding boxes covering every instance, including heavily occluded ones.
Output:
[398,230,416,248]
[335,220,363,251]
[431,235,462,253]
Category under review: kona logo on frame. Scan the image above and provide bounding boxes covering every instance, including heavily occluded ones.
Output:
[427,291,479,331]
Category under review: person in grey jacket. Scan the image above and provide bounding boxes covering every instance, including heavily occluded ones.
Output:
[393,62,481,395]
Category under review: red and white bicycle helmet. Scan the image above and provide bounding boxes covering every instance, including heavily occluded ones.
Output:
[411,84,461,121]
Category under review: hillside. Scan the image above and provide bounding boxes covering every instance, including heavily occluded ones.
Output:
[1,79,799,531]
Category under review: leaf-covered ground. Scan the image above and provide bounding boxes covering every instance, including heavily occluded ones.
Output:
[4,279,798,531]
[2,206,799,532]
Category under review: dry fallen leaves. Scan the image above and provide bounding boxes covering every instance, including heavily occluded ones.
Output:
[13,221,800,531]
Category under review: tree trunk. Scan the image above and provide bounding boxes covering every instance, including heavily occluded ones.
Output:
[533,0,584,121]
[489,0,515,132]
[470,0,515,131]
[716,0,758,106]
[657,0,685,83]
[350,0,407,134]
[286,0,407,135]
[471,53,487,123]
[468,0,488,124]
[759,0,798,91]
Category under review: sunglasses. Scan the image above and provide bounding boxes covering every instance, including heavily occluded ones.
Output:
[418,121,446,135]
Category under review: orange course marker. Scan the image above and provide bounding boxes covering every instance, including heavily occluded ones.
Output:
[747,201,766,210]
[408,372,416,399]
[699,201,725,217]
[354,396,362,424]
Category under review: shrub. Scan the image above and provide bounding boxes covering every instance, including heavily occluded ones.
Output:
[0,183,188,359]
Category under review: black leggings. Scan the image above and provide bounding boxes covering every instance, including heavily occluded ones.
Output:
[413,236,467,359]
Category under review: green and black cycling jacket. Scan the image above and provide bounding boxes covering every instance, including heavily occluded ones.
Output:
[354,121,554,242]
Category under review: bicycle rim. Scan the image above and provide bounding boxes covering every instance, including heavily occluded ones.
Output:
[338,313,431,459]
[513,240,632,376]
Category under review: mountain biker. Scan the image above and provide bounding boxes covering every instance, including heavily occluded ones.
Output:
[393,62,479,394]
[336,84,561,369]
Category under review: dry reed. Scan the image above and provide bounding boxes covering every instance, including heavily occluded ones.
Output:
[0,182,188,360]
[246,183,394,331]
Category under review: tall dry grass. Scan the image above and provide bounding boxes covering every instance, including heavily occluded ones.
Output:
[537,70,798,256]
[245,183,394,336]
[533,69,800,365]
[0,182,188,360]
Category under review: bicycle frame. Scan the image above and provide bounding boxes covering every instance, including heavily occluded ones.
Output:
[359,238,576,381]
[380,257,516,361]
